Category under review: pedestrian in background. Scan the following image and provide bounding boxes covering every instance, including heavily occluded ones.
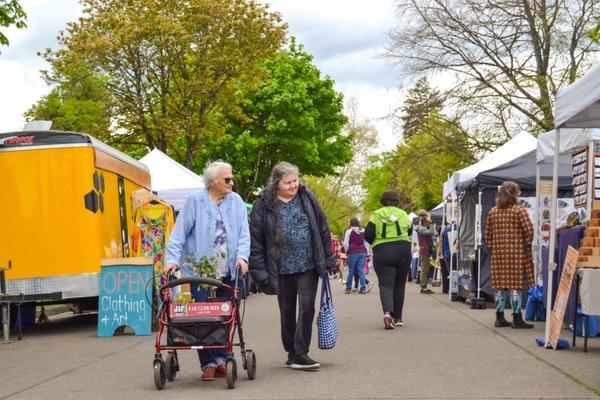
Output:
[365,190,412,329]
[410,217,420,283]
[484,181,534,329]
[249,162,337,370]
[164,161,250,381]
[416,211,435,294]
[342,217,370,294]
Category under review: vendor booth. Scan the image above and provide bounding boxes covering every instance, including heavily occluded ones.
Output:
[542,63,600,347]
[139,149,204,211]
[443,132,538,301]
[456,149,573,302]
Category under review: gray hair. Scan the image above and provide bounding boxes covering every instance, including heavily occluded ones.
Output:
[203,160,232,182]
[267,162,300,188]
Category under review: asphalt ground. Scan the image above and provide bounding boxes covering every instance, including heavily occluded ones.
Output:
[0,276,599,400]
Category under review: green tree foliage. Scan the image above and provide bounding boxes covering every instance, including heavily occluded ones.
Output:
[363,111,474,212]
[395,77,442,140]
[25,64,113,142]
[590,21,600,43]
[39,0,286,166]
[0,0,26,47]
[198,40,351,200]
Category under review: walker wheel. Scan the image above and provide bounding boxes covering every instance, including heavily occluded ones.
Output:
[153,359,166,390]
[246,350,256,380]
[165,351,178,381]
[226,357,237,389]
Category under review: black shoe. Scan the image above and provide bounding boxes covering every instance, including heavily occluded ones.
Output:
[291,354,320,370]
[420,288,434,294]
[494,312,511,328]
[285,353,294,368]
[512,313,534,329]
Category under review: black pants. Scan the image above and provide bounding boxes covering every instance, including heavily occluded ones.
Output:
[440,257,449,294]
[373,241,411,320]
[277,268,319,356]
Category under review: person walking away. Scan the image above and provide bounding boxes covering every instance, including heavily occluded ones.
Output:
[416,211,434,294]
[410,218,420,283]
[163,161,250,381]
[484,181,534,329]
[342,218,369,294]
[249,162,337,370]
[365,190,412,329]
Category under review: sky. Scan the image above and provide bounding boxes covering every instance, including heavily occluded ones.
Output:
[0,0,405,150]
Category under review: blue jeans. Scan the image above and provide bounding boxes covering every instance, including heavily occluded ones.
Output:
[410,257,419,281]
[346,253,366,291]
[191,276,245,370]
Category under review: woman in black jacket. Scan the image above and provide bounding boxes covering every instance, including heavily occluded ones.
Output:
[249,161,336,371]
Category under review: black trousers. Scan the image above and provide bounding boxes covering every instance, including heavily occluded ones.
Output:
[277,268,319,356]
[373,241,411,320]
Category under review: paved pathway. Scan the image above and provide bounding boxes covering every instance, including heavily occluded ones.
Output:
[1,278,599,400]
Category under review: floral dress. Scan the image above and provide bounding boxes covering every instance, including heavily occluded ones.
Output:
[214,208,229,279]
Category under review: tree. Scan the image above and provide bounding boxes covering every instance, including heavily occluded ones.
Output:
[197,40,352,200]
[0,0,26,48]
[25,64,113,143]
[393,77,442,140]
[363,111,474,212]
[387,0,600,138]
[40,0,286,166]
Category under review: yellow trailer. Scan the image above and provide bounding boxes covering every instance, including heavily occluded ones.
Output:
[0,130,151,301]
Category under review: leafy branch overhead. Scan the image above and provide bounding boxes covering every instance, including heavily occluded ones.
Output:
[0,0,27,47]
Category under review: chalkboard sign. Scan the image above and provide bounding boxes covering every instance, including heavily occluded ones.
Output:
[98,257,153,337]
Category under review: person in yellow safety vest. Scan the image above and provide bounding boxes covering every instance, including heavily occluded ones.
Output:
[364,190,412,330]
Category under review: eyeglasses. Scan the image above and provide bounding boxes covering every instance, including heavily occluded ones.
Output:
[220,177,234,185]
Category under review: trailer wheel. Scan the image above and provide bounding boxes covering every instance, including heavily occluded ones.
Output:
[226,357,237,389]
[246,350,256,380]
[154,359,166,390]
[165,352,178,381]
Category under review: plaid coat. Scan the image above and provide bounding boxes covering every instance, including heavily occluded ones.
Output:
[484,204,534,290]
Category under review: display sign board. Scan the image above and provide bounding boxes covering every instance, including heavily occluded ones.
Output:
[549,246,578,349]
[98,257,153,337]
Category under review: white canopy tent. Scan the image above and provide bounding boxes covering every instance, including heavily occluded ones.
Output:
[544,64,600,346]
[139,149,204,210]
[443,132,538,197]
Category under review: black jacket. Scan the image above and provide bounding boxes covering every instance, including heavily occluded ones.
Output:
[249,185,336,295]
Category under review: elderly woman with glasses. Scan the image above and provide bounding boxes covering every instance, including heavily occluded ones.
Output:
[249,161,337,371]
[164,160,250,381]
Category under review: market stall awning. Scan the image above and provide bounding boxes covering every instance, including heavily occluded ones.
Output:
[139,149,204,210]
[537,128,600,163]
[443,132,537,197]
[555,64,600,129]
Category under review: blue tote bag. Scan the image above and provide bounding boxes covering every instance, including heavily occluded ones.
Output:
[317,275,338,349]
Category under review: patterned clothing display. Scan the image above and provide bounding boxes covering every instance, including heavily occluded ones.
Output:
[484,204,534,290]
[214,208,229,278]
[276,195,315,275]
[132,201,175,279]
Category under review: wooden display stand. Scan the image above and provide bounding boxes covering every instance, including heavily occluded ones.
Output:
[577,205,600,267]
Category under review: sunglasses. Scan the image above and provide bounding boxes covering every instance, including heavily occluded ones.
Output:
[220,177,234,185]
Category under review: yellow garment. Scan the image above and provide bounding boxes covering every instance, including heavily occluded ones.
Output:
[132,201,175,277]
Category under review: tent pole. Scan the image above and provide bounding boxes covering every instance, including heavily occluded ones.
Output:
[477,190,482,299]
[533,162,541,282]
[544,129,560,345]
[587,139,594,220]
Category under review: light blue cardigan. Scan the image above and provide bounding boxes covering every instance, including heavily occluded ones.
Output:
[165,188,250,278]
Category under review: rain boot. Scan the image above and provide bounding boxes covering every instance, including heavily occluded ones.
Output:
[494,312,511,327]
[512,312,534,329]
